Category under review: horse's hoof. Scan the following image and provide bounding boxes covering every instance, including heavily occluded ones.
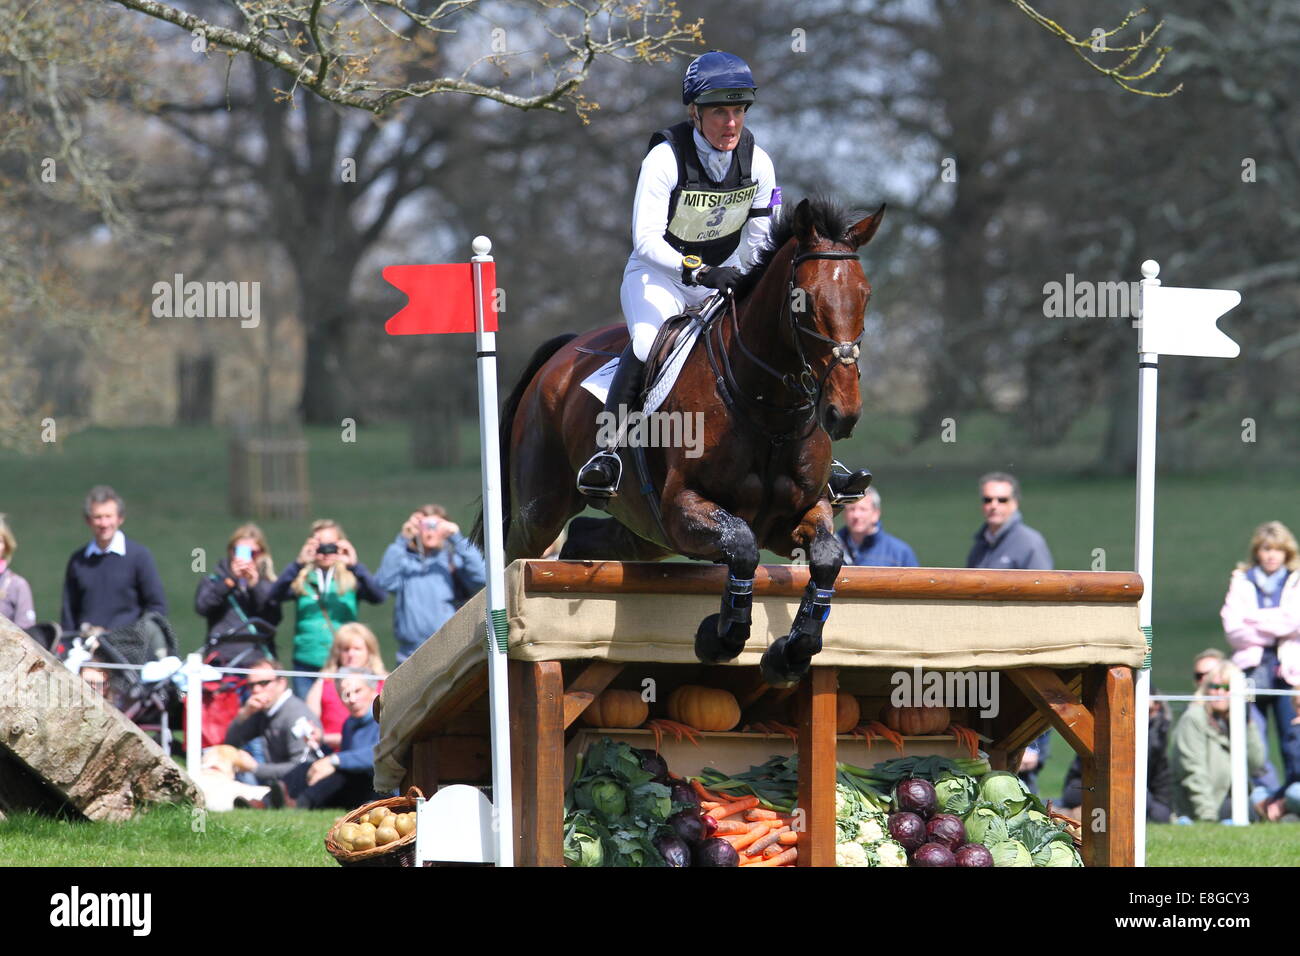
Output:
[693,614,748,664]
[759,638,806,688]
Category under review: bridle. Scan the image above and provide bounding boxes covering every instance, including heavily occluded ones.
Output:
[704,247,865,443]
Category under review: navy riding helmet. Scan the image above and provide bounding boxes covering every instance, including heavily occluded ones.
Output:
[681,50,757,107]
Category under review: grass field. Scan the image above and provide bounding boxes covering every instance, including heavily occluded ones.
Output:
[0,804,1291,866]
[2,419,1296,862]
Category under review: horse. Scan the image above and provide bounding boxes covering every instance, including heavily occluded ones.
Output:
[476,197,885,686]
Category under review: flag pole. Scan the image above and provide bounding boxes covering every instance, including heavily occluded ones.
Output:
[1132,259,1160,867]
[472,235,515,866]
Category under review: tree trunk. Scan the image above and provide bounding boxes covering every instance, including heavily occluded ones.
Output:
[0,621,200,821]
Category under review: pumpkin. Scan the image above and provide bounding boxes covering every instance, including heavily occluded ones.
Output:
[878,703,950,736]
[582,689,649,728]
[786,692,861,734]
[666,685,741,732]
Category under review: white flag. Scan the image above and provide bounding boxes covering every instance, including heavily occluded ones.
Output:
[1140,284,1241,358]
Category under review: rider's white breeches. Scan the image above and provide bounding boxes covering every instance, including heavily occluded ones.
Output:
[621,264,714,363]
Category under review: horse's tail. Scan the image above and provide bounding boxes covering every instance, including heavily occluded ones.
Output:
[470,332,579,549]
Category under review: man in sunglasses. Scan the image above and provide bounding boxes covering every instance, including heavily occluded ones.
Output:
[225,659,322,790]
[966,471,1053,794]
[965,471,1053,571]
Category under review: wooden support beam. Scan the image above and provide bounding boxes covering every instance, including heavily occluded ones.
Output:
[1081,666,1135,867]
[510,660,566,867]
[561,661,626,729]
[1005,667,1096,758]
[796,667,838,868]
[523,560,1143,604]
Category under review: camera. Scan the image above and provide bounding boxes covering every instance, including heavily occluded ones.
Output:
[234,544,254,562]
[422,518,440,531]
[316,542,339,555]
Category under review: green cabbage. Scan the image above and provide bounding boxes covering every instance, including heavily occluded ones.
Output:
[575,774,628,819]
[963,804,1010,846]
[934,772,979,815]
[1034,840,1082,867]
[990,839,1034,867]
[978,771,1032,816]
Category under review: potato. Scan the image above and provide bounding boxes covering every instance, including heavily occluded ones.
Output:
[376,824,400,846]
[394,814,415,837]
[351,830,376,851]
[338,823,358,844]
[368,807,392,827]
[357,821,376,837]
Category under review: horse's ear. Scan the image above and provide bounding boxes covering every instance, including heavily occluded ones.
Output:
[848,203,886,249]
[792,198,817,243]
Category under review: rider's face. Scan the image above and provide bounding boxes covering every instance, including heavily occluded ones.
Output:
[695,104,746,151]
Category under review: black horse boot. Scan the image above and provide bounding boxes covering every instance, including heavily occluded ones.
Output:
[828,460,873,506]
[577,342,646,504]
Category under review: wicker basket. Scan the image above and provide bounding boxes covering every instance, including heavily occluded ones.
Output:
[1046,804,1084,852]
[325,787,424,868]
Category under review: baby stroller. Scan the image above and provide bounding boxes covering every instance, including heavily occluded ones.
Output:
[77,613,185,751]
[201,617,278,747]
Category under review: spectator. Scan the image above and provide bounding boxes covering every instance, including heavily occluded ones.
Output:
[224,660,323,786]
[269,519,386,698]
[194,523,282,647]
[1219,520,1300,784]
[1170,659,1265,822]
[0,514,36,630]
[261,669,382,810]
[1061,691,1172,822]
[61,485,167,633]
[835,489,919,568]
[965,471,1053,571]
[306,622,388,751]
[965,472,1051,788]
[1194,647,1279,797]
[376,505,485,663]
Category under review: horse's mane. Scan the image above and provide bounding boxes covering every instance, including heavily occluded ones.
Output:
[735,196,858,302]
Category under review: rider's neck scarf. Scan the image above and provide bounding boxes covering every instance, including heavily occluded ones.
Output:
[692,127,734,182]
[1249,565,1289,608]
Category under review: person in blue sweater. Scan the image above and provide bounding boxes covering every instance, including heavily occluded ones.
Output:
[376,505,486,663]
[835,488,918,568]
[267,669,383,809]
[61,485,168,633]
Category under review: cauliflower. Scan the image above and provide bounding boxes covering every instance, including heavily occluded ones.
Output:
[836,841,871,867]
[855,817,886,845]
[874,840,909,867]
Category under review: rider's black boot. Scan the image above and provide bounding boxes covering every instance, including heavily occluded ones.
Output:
[828,461,873,506]
[577,343,646,501]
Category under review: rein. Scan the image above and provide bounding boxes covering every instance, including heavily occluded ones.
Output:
[704,248,863,443]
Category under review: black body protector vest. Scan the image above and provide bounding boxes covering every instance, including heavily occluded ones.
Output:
[649,121,773,267]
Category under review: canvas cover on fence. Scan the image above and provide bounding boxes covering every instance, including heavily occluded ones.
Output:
[374,561,1145,790]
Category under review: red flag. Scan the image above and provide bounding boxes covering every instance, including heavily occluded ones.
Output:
[382,261,498,335]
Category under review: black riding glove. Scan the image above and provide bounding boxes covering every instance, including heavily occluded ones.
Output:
[694,265,743,295]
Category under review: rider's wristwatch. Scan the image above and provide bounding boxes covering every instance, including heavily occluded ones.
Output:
[681,255,704,285]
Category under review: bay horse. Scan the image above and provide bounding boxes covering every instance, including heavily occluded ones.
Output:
[477,197,885,686]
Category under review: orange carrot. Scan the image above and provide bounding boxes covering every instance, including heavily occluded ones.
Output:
[710,796,759,819]
[747,847,797,867]
[714,820,748,835]
[746,826,789,857]
[763,843,785,858]
[701,801,722,812]
[691,780,728,804]
[730,825,769,852]
[745,808,779,821]
[777,831,799,846]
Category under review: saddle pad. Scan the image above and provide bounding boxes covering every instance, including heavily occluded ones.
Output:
[579,319,702,415]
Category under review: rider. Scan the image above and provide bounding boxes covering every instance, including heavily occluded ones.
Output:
[576,50,872,505]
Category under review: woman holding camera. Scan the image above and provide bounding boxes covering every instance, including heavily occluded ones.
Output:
[376,505,486,663]
[195,524,282,644]
[269,519,387,697]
